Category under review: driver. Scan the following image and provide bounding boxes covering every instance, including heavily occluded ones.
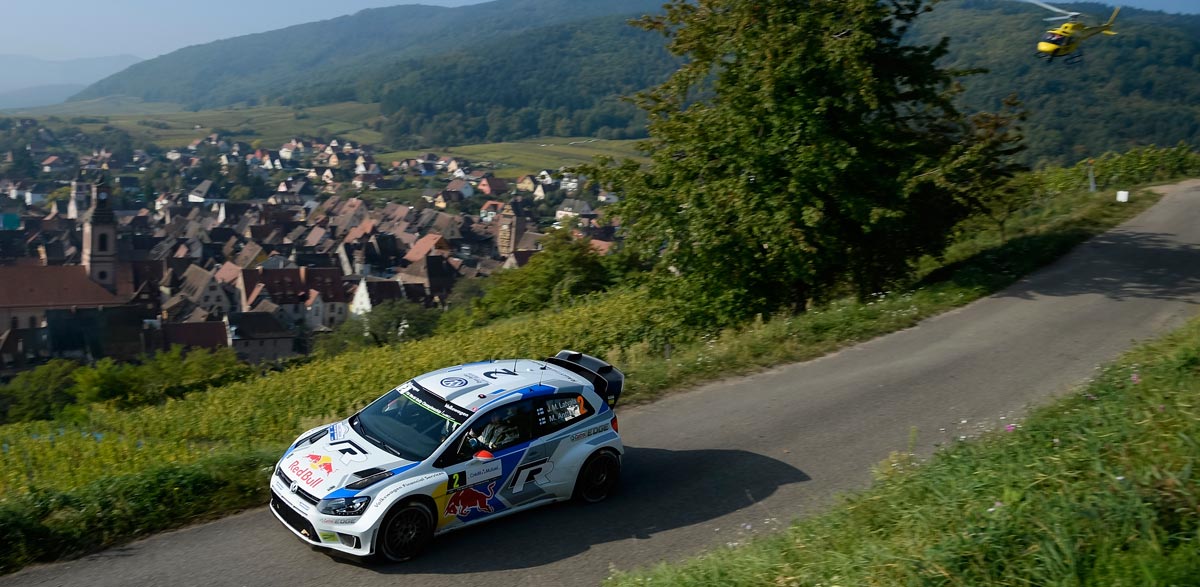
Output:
[471,407,520,450]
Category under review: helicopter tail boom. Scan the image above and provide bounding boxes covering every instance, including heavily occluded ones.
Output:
[1105,6,1120,26]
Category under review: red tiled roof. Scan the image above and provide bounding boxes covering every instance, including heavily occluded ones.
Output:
[403,233,447,264]
[0,266,123,309]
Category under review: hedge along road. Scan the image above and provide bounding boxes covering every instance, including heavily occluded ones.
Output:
[9,179,1200,587]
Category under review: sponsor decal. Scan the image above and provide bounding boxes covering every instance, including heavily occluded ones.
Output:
[317,517,357,525]
[306,453,334,474]
[569,424,610,442]
[318,531,339,543]
[442,402,472,420]
[510,458,554,493]
[440,376,470,388]
[288,459,325,488]
[328,422,349,441]
[330,439,369,465]
[374,473,444,509]
[447,470,467,492]
[444,481,496,518]
[466,460,502,485]
[483,368,518,380]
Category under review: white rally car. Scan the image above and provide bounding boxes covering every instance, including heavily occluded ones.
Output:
[269,350,624,561]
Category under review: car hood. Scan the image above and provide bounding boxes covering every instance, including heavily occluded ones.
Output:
[279,420,416,496]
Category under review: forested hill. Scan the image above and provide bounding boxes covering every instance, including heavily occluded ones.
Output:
[911,1,1200,166]
[70,0,665,109]
[72,0,1199,163]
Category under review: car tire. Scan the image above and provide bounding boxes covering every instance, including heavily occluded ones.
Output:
[376,501,434,562]
[573,450,620,503]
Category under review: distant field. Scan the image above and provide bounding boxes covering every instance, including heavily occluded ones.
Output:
[4,96,184,116]
[22,102,385,149]
[377,137,647,178]
[9,101,649,172]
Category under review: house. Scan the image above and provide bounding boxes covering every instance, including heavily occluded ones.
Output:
[41,156,66,174]
[175,264,233,317]
[556,198,594,222]
[226,312,296,363]
[515,175,538,193]
[403,233,451,264]
[477,176,508,196]
[445,179,475,199]
[160,321,229,351]
[349,277,406,315]
[479,200,504,223]
[434,190,464,210]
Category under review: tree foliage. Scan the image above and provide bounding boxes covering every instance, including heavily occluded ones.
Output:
[439,229,614,331]
[589,0,1022,326]
[315,300,441,357]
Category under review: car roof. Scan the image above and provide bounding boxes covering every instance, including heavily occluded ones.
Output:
[411,358,592,415]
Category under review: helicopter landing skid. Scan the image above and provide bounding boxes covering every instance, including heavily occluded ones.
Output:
[1064,51,1083,65]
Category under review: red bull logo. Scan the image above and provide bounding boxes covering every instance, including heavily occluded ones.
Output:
[306,454,334,475]
[444,481,496,518]
[287,459,324,489]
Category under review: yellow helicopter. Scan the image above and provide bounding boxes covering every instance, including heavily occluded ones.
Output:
[1028,1,1120,64]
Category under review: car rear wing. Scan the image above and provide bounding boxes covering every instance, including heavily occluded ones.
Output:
[545,349,625,407]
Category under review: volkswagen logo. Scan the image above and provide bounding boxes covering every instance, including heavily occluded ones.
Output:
[440,377,469,388]
[290,481,300,494]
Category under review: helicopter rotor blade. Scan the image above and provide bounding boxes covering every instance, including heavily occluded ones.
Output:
[1022,0,1079,17]
[1044,14,1077,21]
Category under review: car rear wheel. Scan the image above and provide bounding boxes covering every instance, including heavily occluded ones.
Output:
[574,450,620,503]
[377,501,433,562]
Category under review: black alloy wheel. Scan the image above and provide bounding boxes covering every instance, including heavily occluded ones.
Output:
[574,450,620,503]
[377,501,434,562]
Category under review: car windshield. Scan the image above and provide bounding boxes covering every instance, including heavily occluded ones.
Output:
[352,382,466,461]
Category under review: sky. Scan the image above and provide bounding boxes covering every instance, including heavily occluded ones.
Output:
[1,0,1196,61]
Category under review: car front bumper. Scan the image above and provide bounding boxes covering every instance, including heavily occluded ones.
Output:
[269,467,377,557]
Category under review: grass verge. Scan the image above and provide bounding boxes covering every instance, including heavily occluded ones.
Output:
[605,308,1200,587]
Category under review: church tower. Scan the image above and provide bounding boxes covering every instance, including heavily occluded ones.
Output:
[82,175,118,292]
[67,170,91,220]
[496,202,525,256]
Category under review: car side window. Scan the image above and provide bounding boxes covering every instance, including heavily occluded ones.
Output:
[450,399,535,462]
[537,394,593,435]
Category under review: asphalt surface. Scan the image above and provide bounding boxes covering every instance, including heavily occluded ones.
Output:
[8,179,1200,587]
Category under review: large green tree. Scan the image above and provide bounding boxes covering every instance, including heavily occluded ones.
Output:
[590,0,1010,325]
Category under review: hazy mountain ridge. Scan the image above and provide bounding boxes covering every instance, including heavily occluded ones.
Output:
[71,0,664,109]
[0,54,141,107]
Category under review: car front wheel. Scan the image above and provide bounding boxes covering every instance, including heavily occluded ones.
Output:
[573,450,620,503]
[376,501,433,562]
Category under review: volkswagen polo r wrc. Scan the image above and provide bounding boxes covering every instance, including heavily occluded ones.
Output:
[269,350,624,561]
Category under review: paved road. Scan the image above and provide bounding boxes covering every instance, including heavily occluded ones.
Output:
[8,180,1200,587]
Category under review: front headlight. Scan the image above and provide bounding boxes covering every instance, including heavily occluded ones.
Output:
[317,496,370,516]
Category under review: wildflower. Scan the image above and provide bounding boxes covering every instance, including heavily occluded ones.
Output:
[1005,424,1016,432]
[1131,373,1141,384]
[1052,438,1060,445]
[987,501,1004,513]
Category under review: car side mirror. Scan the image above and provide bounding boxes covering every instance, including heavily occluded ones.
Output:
[472,450,495,462]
